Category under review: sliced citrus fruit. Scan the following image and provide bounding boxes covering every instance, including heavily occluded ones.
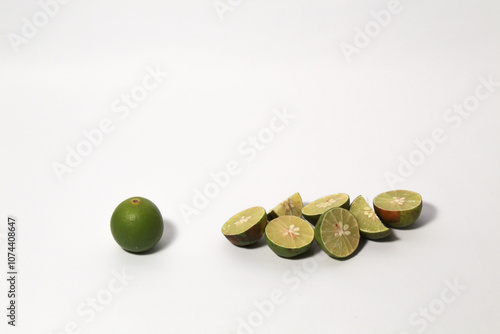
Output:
[350,195,391,239]
[315,208,360,259]
[265,216,314,258]
[268,192,303,220]
[110,196,164,253]
[373,190,422,228]
[302,193,350,225]
[221,206,267,246]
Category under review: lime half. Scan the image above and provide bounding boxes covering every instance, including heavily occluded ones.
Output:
[350,196,391,239]
[268,192,303,220]
[302,193,350,225]
[265,216,314,258]
[221,207,267,246]
[315,208,360,259]
[373,190,422,228]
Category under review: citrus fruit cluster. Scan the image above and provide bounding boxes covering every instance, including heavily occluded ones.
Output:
[221,190,422,259]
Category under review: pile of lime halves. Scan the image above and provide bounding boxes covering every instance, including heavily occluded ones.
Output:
[221,190,422,259]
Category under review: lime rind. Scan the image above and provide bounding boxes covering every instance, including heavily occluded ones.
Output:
[315,208,360,259]
[268,192,303,220]
[350,195,391,239]
[265,216,314,258]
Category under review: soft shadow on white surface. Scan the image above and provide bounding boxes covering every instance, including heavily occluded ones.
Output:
[371,231,400,243]
[245,236,268,249]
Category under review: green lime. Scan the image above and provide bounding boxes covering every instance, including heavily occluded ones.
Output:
[315,207,360,259]
[221,207,267,246]
[350,195,391,239]
[268,192,303,220]
[265,216,314,258]
[110,196,164,253]
[373,190,422,228]
[302,193,350,225]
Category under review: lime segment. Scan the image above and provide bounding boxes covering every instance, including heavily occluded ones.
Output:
[302,193,350,225]
[221,207,267,246]
[315,208,360,258]
[265,216,314,258]
[350,196,391,239]
[268,192,303,220]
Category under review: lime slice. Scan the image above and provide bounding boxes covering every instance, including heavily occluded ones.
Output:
[349,195,391,239]
[302,193,350,225]
[373,190,422,228]
[221,207,267,246]
[265,216,314,258]
[315,208,360,259]
[268,192,303,220]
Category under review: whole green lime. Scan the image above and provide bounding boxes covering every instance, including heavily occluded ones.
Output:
[110,196,164,253]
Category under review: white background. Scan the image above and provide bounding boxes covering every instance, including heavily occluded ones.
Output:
[1,1,500,333]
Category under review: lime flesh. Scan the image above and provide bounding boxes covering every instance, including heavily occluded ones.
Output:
[221,207,267,246]
[373,190,422,228]
[315,208,360,259]
[265,216,314,258]
[302,193,350,225]
[350,196,391,239]
[110,196,164,253]
[268,192,303,220]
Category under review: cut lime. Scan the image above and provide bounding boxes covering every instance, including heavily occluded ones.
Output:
[268,192,303,220]
[350,196,391,239]
[373,190,422,228]
[315,208,360,259]
[221,207,267,246]
[265,216,314,258]
[302,193,350,225]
